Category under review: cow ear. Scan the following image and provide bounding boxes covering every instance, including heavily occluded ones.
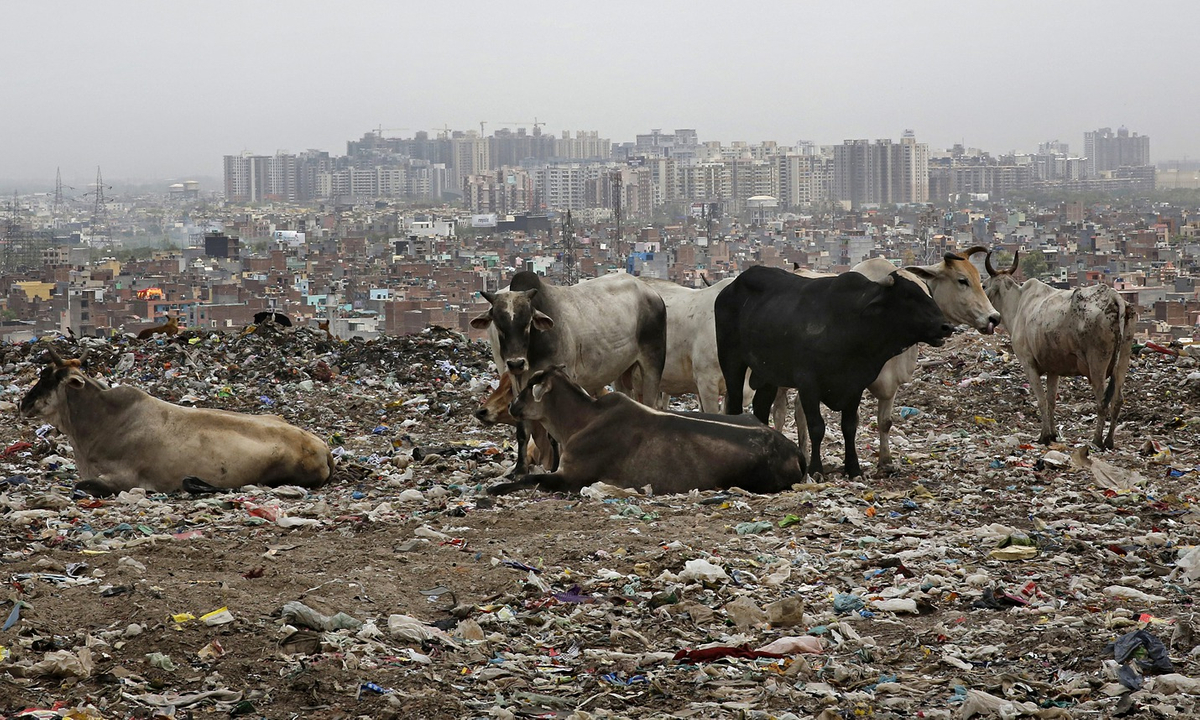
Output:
[66,375,86,390]
[531,309,554,331]
[531,377,551,402]
[902,266,937,281]
[470,312,493,330]
[523,288,539,299]
[480,290,496,304]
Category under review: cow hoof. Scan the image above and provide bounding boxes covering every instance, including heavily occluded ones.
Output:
[75,480,114,498]
[488,482,520,496]
[1039,434,1057,445]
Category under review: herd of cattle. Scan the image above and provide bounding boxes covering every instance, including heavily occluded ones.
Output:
[17,248,1136,498]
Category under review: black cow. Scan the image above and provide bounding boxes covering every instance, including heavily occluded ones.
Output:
[488,367,806,496]
[471,271,666,475]
[253,311,293,327]
[715,266,954,478]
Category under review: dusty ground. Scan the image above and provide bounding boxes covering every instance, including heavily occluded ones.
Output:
[0,326,1198,719]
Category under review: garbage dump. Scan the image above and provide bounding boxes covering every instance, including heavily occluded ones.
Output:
[1,326,1199,718]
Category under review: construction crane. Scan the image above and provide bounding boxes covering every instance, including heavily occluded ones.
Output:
[373,125,411,137]
[478,121,487,136]
[496,117,546,133]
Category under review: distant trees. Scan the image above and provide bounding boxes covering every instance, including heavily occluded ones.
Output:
[1020,249,1049,279]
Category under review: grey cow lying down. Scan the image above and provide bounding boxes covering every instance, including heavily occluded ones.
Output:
[488,367,807,496]
[20,348,335,496]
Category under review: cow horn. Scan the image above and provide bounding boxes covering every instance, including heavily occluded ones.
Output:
[44,347,63,366]
[984,251,998,277]
[962,246,989,260]
[77,348,90,366]
[480,290,496,304]
[1010,249,1020,275]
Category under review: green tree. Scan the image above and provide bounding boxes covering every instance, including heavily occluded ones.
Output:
[1020,249,1049,279]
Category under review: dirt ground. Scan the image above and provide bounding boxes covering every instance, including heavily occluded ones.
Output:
[1,327,1199,719]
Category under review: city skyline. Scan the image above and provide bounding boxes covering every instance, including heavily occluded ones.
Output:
[2,0,1197,185]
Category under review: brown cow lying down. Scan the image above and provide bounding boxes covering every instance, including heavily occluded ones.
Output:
[488,367,807,496]
[20,349,334,497]
[137,315,179,340]
[473,371,557,470]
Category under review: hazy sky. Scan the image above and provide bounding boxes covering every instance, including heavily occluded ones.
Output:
[2,0,1196,187]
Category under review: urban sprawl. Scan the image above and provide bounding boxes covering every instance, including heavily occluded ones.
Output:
[3,124,1197,345]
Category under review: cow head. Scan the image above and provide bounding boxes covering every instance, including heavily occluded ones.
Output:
[982,250,1022,322]
[474,372,518,426]
[20,348,95,422]
[508,367,555,422]
[903,247,1001,334]
[508,365,581,422]
[865,272,955,347]
[470,289,554,377]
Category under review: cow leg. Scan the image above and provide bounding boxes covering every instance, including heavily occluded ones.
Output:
[512,422,530,476]
[1023,366,1055,444]
[1044,374,1060,444]
[841,401,864,478]
[697,375,722,414]
[1105,356,1131,451]
[639,362,662,410]
[797,391,825,477]
[720,357,748,415]
[868,375,899,472]
[488,472,591,496]
[615,366,638,401]
[792,390,810,461]
[751,383,777,425]
[771,388,788,430]
[76,478,117,498]
[1086,369,1109,450]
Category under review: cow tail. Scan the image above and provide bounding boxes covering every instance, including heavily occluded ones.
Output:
[1101,296,1129,409]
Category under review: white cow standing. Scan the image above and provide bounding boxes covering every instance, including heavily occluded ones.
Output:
[983,250,1136,449]
[471,270,667,475]
[637,277,736,412]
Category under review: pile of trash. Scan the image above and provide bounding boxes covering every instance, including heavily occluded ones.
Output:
[0,327,1199,719]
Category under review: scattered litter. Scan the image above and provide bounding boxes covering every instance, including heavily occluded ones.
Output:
[0,326,1196,715]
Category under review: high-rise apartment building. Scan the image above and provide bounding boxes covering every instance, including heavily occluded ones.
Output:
[1084,127,1150,177]
[831,131,929,209]
[451,132,491,191]
[224,153,300,202]
[778,154,831,209]
[554,131,611,161]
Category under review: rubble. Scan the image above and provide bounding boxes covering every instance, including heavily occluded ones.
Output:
[1,326,1199,718]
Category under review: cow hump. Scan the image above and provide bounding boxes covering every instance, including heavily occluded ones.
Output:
[510,271,544,293]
